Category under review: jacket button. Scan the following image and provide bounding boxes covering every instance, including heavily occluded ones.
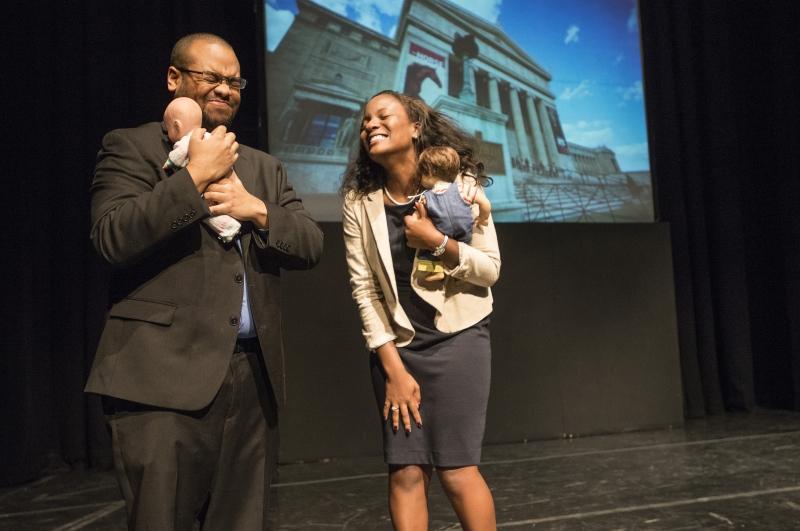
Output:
[234,273,244,283]
[229,316,239,326]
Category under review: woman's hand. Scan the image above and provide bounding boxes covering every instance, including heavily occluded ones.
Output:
[376,342,422,433]
[404,200,444,251]
[383,370,423,433]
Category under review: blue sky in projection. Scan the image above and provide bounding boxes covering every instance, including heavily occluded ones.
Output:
[266,0,650,171]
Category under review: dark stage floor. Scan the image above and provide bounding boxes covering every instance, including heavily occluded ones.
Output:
[4,410,800,530]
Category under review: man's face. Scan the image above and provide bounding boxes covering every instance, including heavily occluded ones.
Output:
[167,40,242,129]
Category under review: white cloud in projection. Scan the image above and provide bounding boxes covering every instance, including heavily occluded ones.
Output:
[564,24,580,44]
[266,4,294,52]
[617,80,643,104]
[562,120,614,146]
[353,4,383,33]
[627,4,639,33]
[559,80,592,101]
[308,0,403,36]
[455,0,503,23]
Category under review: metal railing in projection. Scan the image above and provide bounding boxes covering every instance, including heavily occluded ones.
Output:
[513,169,652,223]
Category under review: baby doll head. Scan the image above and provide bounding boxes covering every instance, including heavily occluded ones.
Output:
[164,97,203,143]
[417,146,461,189]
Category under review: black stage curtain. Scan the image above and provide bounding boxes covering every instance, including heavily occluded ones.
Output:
[4,0,800,486]
[640,0,800,417]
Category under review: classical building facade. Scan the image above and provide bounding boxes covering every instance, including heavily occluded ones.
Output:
[568,143,621,176]
[266,0,643,221]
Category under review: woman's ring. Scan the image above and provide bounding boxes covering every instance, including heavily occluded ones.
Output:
[391,406,399,412]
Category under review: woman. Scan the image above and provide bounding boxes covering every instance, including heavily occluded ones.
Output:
[341,90,500,530]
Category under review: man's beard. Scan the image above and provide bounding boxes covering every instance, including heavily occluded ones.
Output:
[172,88,236,130]
[202,110,234,130]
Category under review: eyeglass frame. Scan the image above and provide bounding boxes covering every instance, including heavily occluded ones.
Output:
[174,67,247,91]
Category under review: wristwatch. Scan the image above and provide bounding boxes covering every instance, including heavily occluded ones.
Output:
[431,235,449,257]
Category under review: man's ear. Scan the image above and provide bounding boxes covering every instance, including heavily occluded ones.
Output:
[166,66,181,93]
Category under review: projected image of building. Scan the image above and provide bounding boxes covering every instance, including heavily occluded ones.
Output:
[266,0,653,222]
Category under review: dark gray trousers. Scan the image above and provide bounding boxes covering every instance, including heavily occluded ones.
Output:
[104,345,278,531]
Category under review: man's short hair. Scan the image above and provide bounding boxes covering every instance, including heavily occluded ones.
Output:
[170,33,234,68]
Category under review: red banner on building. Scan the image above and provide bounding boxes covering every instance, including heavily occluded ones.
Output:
[409,42,445,68]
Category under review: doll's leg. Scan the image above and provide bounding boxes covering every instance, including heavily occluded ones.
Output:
[417,256,445,283]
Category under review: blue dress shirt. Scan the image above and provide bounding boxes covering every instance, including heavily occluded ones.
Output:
[235,233,264,339]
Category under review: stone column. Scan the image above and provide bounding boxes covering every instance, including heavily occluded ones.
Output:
[536,98,560,167]
[524,93,549,167]
[459,57,476,104]
[488,75,501,113]
[509,86,532,164]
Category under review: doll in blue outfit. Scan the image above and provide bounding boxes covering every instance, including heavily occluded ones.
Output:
[415,145,491,282]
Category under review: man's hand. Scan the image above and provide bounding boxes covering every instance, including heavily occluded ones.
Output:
[203,171,269,229]
[186,126,239,193]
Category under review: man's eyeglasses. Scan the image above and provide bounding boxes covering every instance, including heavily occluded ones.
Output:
[176,67,247,91]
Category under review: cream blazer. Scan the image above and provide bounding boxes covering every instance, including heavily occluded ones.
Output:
[343,188,501,350]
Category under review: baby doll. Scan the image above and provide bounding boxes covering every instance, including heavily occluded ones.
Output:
[163,97,241,243]
[415,145,492,282]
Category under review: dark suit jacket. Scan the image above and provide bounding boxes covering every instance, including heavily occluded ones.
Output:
[86,122,323,411]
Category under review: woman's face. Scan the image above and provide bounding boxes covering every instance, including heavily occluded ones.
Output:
[360,94,419,164]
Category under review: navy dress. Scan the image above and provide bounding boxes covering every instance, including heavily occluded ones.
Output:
[370,202,491,467]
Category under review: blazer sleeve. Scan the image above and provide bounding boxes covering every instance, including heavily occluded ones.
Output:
[342,197,397,350]
[90,128,209,267]
[250,160,323,271]
[443,211,501,288]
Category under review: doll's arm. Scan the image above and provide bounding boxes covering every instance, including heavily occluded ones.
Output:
[473,188,491,226]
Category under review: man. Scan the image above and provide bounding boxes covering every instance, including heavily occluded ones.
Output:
[86,33,323,530]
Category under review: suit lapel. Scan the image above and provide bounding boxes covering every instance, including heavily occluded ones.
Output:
[233,154,253,195]
[364,189,398,301]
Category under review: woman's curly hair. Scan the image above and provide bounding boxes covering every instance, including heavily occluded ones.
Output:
[339,90,491,197]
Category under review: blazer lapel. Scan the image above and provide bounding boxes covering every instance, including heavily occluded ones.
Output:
[364,189,399,301]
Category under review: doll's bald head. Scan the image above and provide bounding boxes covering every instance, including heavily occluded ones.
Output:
[164,97,203,143]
